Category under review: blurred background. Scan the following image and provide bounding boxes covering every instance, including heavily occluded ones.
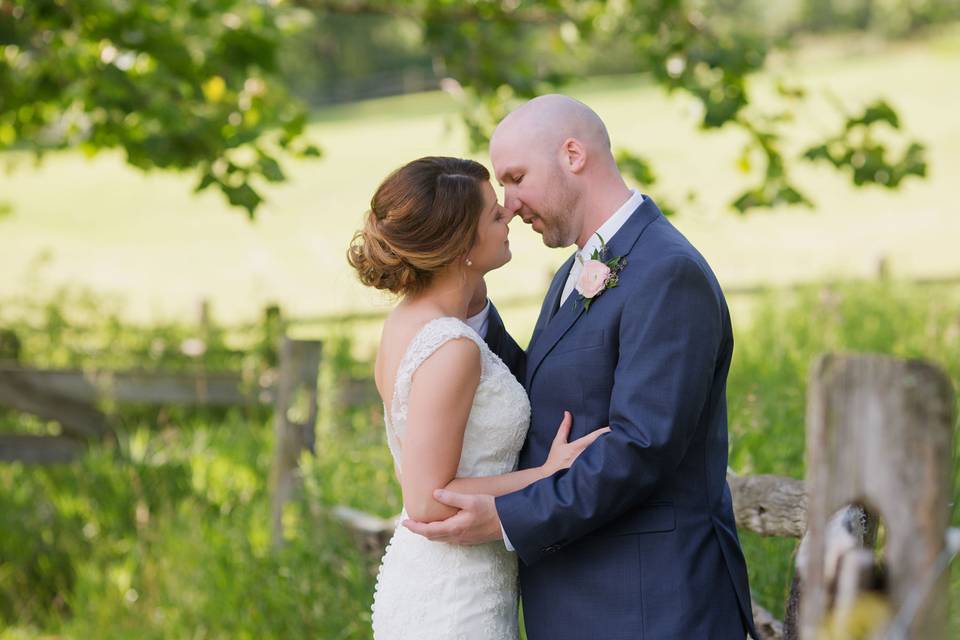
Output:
[1,1,958,638]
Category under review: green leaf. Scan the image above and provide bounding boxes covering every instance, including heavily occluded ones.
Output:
[299,144,323,158]
[222,183,263,219]
[194,172,218,193]
[848,100,900,130]
[257,154,285,183]
[615,150,657,186]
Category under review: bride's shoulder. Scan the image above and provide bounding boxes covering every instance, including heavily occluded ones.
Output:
[379,311,481,387]
[381,309,473,354]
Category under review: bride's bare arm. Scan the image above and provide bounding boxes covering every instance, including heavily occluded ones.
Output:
[402,339,610,523]
[401,338,482,523]
[444,412,610,498]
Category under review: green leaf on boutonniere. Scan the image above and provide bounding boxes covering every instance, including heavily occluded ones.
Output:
[591,232,607,261]
[578,233,628,312]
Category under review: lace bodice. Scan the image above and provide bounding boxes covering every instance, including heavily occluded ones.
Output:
[372,316,530,640]
[383,316,530,479]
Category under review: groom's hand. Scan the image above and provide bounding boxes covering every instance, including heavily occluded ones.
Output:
[402,490,502,545]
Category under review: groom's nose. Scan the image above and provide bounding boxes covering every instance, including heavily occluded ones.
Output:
[504,192,522,214]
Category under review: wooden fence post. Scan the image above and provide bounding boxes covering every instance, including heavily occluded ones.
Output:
[800,354,955,639]
[270,336,322,548]
[0,329,21,363]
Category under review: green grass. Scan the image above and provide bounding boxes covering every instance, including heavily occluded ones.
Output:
[1,26,960,639]
[1,280,957,638]
[1,28,959,357]
[729,280,960,626]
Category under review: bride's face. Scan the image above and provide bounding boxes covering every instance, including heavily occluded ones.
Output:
[467,181,513,273]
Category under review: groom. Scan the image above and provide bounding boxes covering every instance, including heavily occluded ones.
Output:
[404,95,758,640]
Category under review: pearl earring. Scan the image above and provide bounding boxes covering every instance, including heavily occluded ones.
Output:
[466,258,473,267]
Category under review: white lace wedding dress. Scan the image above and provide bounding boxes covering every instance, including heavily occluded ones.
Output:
[371,317,530,640]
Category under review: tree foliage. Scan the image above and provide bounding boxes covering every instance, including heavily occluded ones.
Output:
[0,0,319,217]
[1,0,931,217]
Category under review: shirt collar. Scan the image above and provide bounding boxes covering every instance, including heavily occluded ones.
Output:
[577,189,644,262]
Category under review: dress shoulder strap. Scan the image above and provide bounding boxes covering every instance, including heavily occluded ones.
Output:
[388,317,486,442]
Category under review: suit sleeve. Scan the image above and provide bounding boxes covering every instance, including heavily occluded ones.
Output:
[495,255,723,565]
[483,302,526,385]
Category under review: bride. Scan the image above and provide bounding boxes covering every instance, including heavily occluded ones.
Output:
[347,156,608,639]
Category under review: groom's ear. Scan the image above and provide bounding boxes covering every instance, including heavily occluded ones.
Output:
[561,137,587,174]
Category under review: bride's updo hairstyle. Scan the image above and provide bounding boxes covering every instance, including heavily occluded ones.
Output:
[347,156,490,296]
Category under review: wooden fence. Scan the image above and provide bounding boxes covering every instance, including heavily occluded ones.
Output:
[279,267,960,330]
[1,325,956,639]
[0,334,326,552]
[326,354,958,640]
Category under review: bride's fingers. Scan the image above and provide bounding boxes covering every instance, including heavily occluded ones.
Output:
[573,426,612,449]
[552,411,573,444]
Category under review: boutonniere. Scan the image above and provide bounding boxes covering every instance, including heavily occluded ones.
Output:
[576,233,626,311]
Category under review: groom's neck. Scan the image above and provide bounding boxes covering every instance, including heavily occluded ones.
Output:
[574,178,633,249]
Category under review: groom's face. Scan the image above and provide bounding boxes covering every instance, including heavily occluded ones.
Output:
[491,137,578,249]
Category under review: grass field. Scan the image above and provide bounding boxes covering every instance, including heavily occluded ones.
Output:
[1,28,959,638]
[1,280,957,638]
[1,28,959,355]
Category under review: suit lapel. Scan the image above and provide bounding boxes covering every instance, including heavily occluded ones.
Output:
[525,290,586,388]
[524,195,664,389]
[528,253,575,353]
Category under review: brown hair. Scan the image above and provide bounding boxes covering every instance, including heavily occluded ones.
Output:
[347,156,490,296]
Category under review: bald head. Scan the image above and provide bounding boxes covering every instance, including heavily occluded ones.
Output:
[491,94,611,159]
[490,94,631,250]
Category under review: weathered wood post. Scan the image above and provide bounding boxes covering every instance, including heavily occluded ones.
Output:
[195,298,211,333]
[270,336,322,548]
[0,329,21,363]
[800,354,955,639]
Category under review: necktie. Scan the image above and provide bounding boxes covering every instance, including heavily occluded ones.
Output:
[559,254,583,308]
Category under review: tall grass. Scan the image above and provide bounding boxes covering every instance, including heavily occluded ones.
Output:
[728,280,960,625]
[1,279,958,638]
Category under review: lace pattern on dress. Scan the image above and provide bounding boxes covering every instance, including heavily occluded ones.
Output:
[370,315,530,639]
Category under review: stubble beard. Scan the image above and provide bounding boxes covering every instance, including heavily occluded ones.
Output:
[539,178,579,249]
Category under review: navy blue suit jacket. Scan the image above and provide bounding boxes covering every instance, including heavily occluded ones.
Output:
[486,196,758,640]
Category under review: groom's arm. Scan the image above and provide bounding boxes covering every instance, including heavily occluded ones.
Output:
[495,255,725,566]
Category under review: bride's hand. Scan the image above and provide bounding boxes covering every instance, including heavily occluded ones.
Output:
[540,411,611,478]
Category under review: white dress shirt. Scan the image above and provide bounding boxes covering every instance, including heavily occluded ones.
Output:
[464,299,490,337]
[463,189,644,551]
[559,189,644,307]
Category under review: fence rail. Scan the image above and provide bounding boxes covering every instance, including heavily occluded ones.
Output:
[0,329,955,639]
[6,269,958,336]
[282,270,960,328]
